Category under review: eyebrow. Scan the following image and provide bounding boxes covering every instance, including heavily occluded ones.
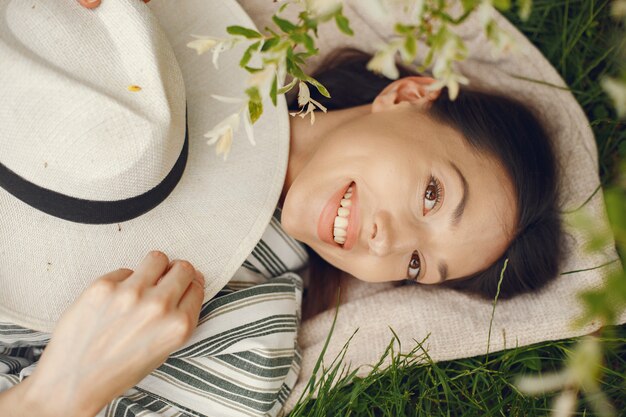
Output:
[437,261,448,283]
[450,162,469,228]
[430,162,468,283]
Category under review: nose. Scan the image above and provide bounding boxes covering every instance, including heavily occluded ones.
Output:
[368,210,411,257]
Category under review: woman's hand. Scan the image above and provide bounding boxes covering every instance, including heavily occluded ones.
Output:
[22,251,205,417]
[78,0,150,9]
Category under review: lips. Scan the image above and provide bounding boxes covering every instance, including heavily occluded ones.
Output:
[317,181,359,250]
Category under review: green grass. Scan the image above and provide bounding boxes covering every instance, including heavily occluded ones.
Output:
[289,327,626,416]
[288,1,626,416]
[504,0,626,182]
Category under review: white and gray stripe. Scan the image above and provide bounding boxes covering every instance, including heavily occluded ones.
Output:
[0,209,308,417]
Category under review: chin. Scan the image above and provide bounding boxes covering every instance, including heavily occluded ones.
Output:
[280,192,309,244]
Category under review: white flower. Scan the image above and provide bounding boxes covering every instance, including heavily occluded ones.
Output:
[187,35,236,69]
[366,46,400,79]
[298,81,314,107]
[289,81,328,125]
[187,36,219,55]
[429,37,469,100]
[305,0,342,20]
[518,0,532,21]
[601,76,626,118]
[515,337,616,417]
[477,0,495,27]
[486,22,518,57]
[552,390,578,417]
[475,1,519,58]
[428,71,469,100]
[410,0,425,23]
[204,96,257,160]
[204,113,240,160]
[247,64,277,98]
[612,0,626,18]
[360,0,389,20]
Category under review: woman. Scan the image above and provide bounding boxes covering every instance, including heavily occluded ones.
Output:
[0,1,562,415]
[291,48,562,318]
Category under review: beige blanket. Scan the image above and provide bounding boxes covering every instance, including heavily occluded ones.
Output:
[236,1,625,411]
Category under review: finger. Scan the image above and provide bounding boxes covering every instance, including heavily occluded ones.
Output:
[153,260,198,305]
[78,0,101,9]
[100,268,134,283]
[177,271,205,320]
[126,251,170,287]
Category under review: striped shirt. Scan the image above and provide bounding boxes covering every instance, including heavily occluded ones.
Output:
[0,208,309,417]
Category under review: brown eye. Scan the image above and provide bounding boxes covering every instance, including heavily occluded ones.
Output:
[425,184,437,201]
[423,177,442,212]
[407,250,421,280]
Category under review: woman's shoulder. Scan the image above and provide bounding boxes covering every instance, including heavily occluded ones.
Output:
[226,207,309,292]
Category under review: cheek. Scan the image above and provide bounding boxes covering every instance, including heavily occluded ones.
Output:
[328,253,406,283]
[280,183,317,244]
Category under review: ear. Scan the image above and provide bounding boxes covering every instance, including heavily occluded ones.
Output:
[371,76,441,113]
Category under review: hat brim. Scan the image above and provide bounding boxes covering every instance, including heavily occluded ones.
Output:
[0,0,289,332]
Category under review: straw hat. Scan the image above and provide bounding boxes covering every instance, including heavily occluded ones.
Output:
[0,0,289,332]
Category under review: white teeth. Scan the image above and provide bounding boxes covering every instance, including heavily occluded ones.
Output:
[334,216,348,228]
[333,183,355,245]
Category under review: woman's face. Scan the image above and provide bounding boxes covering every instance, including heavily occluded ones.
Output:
[281,77,517,285]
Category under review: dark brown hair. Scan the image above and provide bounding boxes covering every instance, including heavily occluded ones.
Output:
[290,48,563,319]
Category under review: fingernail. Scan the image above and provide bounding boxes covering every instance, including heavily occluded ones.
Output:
[195,270,205,287]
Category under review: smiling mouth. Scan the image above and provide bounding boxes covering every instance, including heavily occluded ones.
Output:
[332,184,354,245]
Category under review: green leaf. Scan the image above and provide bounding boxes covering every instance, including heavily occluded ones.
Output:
[243,66,264,73]
[605,188,626,233]
[270,74,278,107]
[492,0,511,11]
[334,12,354,36]
[516,0,532,21]
[288,62,306,79]
[245,86,262,103]
[260,37,280,52]
[239,41,261,68]
[289,32,317,54]
[248,100,263,124]
[394,23,414,35]
[226,25,262,39]
[292,54,306,65]
[286,48,307,79]
[302,33,317,53]
[304,75,330,98]
[460,0,479,12]
[272,15,298,33]
[277,77,298,95]
[295,51,317,61]
[403,35,417,61]
[289,33,317,56]
[246,86,263,124]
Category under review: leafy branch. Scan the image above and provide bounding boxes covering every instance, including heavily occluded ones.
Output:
[187,0,532,159]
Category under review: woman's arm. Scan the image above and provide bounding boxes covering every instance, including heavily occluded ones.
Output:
[0,374,62,417]
[0,251,204,417]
